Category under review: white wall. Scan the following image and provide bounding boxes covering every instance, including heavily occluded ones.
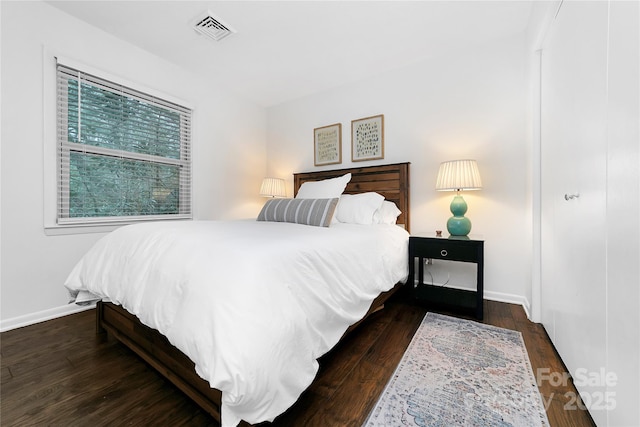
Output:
[267,35,531,309]
[524,0,561,324]
[0,1,267,328]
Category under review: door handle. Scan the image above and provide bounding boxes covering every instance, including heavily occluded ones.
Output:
[564,193,580,201]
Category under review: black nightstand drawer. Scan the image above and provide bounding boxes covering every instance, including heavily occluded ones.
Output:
[409,238,479,262]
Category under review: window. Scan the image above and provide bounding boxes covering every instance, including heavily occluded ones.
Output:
[56,63,192,225]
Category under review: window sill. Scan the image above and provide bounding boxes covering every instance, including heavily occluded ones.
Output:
[44,217,192,236]
[45,223,126,236]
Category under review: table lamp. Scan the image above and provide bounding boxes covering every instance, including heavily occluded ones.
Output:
[435,159,482,236]
[259,178,286,198]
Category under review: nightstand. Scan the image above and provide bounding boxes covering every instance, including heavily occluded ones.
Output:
[408,233,484,319]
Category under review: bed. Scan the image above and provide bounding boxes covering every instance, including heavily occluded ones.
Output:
[66,162,410,426]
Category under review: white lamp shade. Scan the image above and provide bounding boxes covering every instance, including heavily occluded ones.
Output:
[260,177,287,197]
[435,159,482,191]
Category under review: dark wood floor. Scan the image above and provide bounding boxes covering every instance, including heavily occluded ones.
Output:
[1,290,595,426]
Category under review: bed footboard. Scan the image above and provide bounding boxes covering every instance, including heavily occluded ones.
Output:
[95,283,402,424]
[96,301,223,421]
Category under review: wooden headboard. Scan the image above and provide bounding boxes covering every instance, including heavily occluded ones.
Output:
[293,162,410,232]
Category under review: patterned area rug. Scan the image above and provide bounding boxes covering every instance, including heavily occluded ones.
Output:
[364,313,549,427]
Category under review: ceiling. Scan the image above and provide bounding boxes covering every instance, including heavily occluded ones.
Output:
[46,1,534,107]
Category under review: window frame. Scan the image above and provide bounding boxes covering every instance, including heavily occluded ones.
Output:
[54,60,193,227]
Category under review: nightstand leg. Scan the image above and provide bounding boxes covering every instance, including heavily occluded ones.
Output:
[408,256,414,288]
[476,248,484,320]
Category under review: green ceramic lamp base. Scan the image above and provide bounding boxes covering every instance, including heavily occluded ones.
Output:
[447,194,472,236]
[447,216,472,236]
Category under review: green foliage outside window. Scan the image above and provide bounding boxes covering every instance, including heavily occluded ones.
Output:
[61,77,189,220]
[69,152,179,217]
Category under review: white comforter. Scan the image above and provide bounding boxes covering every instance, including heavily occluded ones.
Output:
[65,220,409,426]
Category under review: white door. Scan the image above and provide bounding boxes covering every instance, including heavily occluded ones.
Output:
[540,1,608,425]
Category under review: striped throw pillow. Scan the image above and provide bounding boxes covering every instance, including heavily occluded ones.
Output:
[257,198,339,227]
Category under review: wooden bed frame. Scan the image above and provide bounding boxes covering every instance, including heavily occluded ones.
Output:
[96,162,410,425]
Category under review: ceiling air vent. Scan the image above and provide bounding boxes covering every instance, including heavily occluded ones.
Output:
[193,13,235,42]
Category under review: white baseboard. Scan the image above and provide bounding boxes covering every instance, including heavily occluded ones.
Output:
[483,289,532,320]
[0,303,96,333]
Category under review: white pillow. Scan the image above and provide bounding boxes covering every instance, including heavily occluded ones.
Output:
[373,200,402,225]
[296,173,352,199]
[336,192,385,225]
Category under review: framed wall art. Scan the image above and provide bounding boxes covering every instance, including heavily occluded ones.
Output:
[314,123,342,166]
[351,114,384,162]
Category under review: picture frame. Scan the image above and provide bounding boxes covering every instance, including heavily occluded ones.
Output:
[314,123,342,166]
[351,114,384,162]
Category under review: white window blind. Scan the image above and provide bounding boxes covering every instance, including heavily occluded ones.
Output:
[56,63,192,225]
